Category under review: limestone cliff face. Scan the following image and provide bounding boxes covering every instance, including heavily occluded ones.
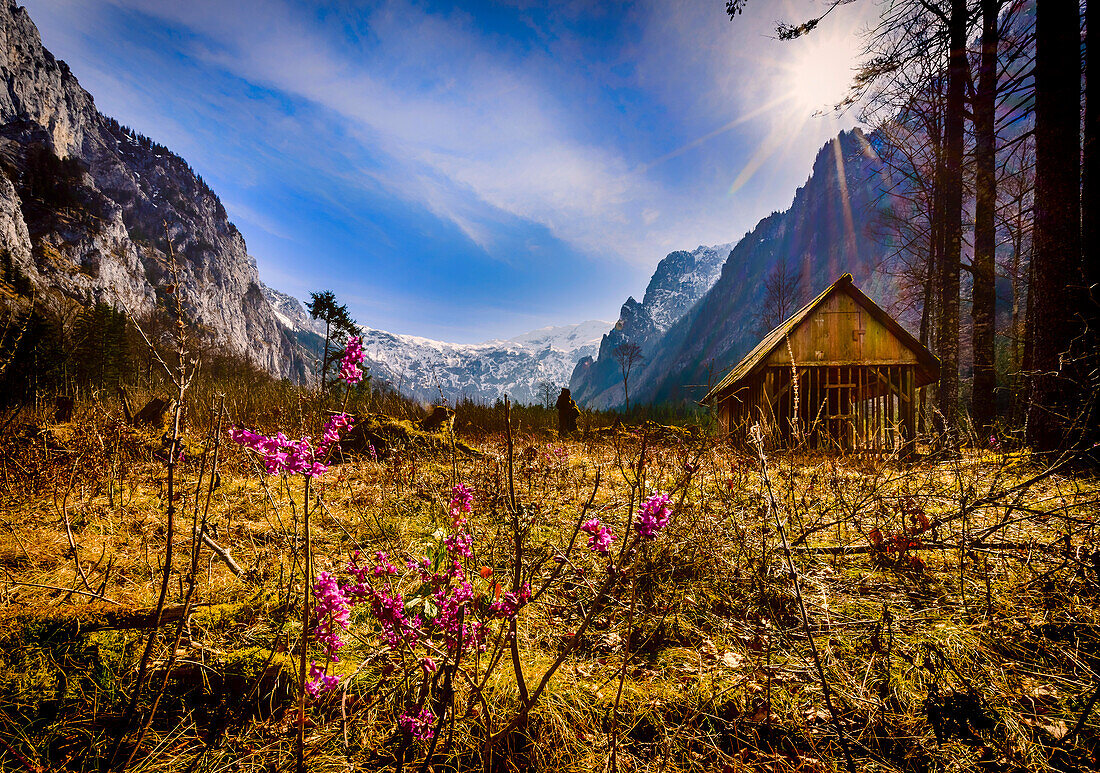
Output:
[569,242,732,408]
[0,0,305,377]
[571,129,900,409]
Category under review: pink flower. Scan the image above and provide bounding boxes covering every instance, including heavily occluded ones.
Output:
[312,571,351,659]
[449,484,474,527]
[636,493,671,539]
[338,336,366,385]
[399,707,436,740]
[305,661,339,697]
[580,518,616,554]
[228,413,353,478]
[490,583,530,620]
[444,532,473,559]
[371,551,398,576]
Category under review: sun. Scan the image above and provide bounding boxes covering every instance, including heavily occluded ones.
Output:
[779,28,861,117]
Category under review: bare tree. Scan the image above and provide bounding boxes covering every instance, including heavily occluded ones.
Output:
[969,0,1005,437]
[996,132,1034,422]
[756,258,806,333]
[613,342,644,413]
[538,380,557,409]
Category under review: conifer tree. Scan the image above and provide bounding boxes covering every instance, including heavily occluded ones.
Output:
[307,291,359,391]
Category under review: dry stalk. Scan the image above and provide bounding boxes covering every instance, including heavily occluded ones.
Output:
[751,424,857,773]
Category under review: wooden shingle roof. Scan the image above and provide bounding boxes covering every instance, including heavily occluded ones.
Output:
[703,274,939,404]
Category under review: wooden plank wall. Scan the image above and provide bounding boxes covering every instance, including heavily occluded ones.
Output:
[722,364,918,455]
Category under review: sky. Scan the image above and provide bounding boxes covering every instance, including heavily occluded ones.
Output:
[25,0,874,343]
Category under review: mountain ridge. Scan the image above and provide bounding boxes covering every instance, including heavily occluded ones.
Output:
[267,285,610,403]
[0,0,308,378]
[572,128,903,410]
[569,242,734,407]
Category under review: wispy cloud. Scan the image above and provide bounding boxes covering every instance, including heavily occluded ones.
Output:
[25,0,875,340]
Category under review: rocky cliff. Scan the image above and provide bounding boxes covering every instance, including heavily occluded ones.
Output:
[572,129,900,409]
[0,0,306,378]
[569,242,733,408]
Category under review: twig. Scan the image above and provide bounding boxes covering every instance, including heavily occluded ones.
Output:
[752,425,858,773]
[200,532,243,577]
[1053,681,1100,751]
[1,578,121,604]
[0,736,43,773]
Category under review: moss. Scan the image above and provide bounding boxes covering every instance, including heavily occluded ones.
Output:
[0,614,135,724]
[220,645,295,687]
[191,598,264,630]
[340,413,482,460]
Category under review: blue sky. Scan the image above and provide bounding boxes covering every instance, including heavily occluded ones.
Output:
[27,0,873,342]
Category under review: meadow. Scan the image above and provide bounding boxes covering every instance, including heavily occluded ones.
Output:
[1,381,1098,773]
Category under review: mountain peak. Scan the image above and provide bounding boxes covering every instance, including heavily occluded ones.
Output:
[0,1,310,377]
[570,129,896,410]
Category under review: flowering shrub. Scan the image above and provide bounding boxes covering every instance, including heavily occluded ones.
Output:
[302,484,673,706]
[228,412,353,477]
[338,335,365,385]
[636,493,671,538]
[302,484,519,728]
[236,393,682,763]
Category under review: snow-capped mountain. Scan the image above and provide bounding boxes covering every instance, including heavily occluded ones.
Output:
[641,243,735,332]
[358,323,609,404]
[505,320,612,353]
[569,242,733,407]
[268,288,609,404]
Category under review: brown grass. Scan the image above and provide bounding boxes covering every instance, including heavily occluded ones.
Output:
[0,401,1098,773]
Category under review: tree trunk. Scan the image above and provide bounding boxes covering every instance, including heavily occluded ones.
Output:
[1027,0,1083,451]
[936,0,968,443]
[971,0,1000,437]
[920,167,942,437]
[1085,0,1098,319]
[1084,0,1100,447]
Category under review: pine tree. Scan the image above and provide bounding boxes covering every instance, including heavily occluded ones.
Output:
[307,291,359,390]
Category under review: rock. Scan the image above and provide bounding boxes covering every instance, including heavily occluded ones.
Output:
[556,388,580,437]
[339,413,481,460]
[130,397,172,427]
[53,395,73,422]
[419,406,454,433]
[0,1,308,379]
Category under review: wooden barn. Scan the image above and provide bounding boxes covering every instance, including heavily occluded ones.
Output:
[703,274,939,454]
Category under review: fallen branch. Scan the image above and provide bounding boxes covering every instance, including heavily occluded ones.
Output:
[201,531,244,577]
[783,540,1059,556]
[0,602,207,633]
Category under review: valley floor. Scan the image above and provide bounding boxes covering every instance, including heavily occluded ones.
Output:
[1,412,1098,773]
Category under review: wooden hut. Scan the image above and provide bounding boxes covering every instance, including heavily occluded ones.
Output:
[703,274,939,454]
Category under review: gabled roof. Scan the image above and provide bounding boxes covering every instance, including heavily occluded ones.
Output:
[703,273,940,404]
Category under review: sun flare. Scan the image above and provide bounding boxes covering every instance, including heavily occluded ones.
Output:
[780,30,861,117]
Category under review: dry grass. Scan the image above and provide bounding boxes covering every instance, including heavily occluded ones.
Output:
[1,403,1098,773]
